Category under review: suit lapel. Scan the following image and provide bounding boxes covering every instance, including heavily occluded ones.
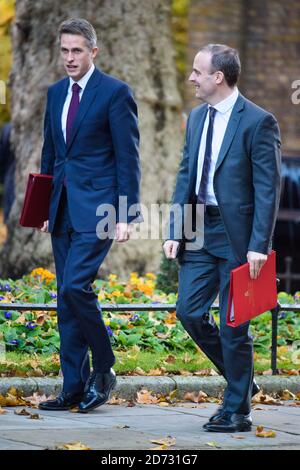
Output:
[189,105,208,191]
[54,78,69,150]
[67,68,103,151]
[215,94,245,172]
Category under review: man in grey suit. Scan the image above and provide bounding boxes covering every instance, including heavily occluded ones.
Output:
[163,44,281,432]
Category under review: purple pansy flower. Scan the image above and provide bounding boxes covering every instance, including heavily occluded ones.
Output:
[26,322,37,329]
[130,314,139,322]
[9,340,19,346]
[106,325,113,337]
[4,311,12,319]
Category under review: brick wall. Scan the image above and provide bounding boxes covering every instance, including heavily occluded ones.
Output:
[185,0,300,155]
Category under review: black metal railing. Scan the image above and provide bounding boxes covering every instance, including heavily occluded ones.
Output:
[0,302,299,375]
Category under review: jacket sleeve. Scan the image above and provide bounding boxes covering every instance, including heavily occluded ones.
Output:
[165,113,192,241]
[109,84,142,224]
[40,88,55,175]
[248,113,281,254]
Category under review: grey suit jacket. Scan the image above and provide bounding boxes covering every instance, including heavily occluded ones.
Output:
[168,93,281,263]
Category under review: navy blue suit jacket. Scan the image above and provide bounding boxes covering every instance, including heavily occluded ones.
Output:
[169,94,281,263]
[40,67,141,232]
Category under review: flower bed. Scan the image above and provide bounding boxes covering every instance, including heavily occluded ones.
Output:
[0,269,299,363]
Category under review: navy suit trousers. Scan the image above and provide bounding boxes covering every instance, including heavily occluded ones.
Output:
[177,211,254,415]
[51,187,115,394]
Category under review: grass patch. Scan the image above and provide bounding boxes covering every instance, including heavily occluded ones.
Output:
[0,349,298,377]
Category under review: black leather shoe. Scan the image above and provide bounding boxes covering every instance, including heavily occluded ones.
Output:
[78,369,117,413]
[206,380,260,424]
[38,391,83,411]
[203,412,252,433]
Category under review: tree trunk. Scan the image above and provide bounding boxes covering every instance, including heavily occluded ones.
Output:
[0,0,183,278]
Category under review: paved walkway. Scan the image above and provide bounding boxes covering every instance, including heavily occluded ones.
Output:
[0,401,299,450]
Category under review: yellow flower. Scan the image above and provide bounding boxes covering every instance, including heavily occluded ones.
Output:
[98,291,106,301]
[105,319,110,326]
[111,290,122,297]
[145,273,156,280]
[108,274,118,281]
[30,268,55,282]
[139,284,153,296]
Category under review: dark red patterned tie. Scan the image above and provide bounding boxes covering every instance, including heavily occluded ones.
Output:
[66,83,81,144]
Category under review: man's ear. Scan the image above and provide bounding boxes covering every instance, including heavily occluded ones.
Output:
[215,71,224,85]
[92,47,98,59]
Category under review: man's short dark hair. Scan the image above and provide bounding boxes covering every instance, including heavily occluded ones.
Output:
[200,44,241,87]
[58,18,97,50]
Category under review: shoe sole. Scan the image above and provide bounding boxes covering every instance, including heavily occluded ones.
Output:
[204,424,252,433]
[77,378,117,413]
[38,403,80,411]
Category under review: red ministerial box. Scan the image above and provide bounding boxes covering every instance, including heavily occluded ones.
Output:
[226,250,277,328]
[19,173,53,228]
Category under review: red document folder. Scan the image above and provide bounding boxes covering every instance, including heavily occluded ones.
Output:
[226,250,277,327]
[19,173,53,228]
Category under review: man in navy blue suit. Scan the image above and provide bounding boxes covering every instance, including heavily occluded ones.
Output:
[164,44,281,432]
[39,18,141,413]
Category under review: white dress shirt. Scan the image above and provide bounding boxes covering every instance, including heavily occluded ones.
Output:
[61,63,95,142]
[195,87,239,205]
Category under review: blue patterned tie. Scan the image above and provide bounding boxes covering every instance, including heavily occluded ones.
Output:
[197,106,216,204]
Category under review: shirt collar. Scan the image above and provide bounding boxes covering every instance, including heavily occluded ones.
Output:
[212,87,239,114]
[69,63,95,92]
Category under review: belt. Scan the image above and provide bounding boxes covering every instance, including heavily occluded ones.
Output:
[205,205,220,216]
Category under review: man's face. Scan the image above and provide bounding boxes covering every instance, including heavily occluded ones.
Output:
[60,33,98,81]
[188,51,218,102]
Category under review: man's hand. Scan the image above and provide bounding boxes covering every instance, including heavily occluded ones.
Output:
[115,222,132,242]
[247,251,268,279]
[39,220,49,233]
[163,240,180,259]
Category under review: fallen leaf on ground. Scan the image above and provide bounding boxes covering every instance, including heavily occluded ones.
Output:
[252,391,282,405]
[14,408,31,416]
[231,435,246,439]
[150,437,176,447]
[280,369,299,376]
[255,426,276,438]
[184,391,208,403]
[56,441,91,450]
[136,389,159,404]
[148,368,165,376]
[133,367,146,376]
[127,400,136,407]
[0,391,27,407]
[280,389,296,400]
[23,393,56,408]
[28,413,42,419]
[182,353,192,364]
[179,370,193,376]
[164,355,176,364]
[206,441,221,448]
[108,396,126,405]
[150,444,168,450]
[116,424,130,429]
[0,407,7,414]
[193,369,219,376]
